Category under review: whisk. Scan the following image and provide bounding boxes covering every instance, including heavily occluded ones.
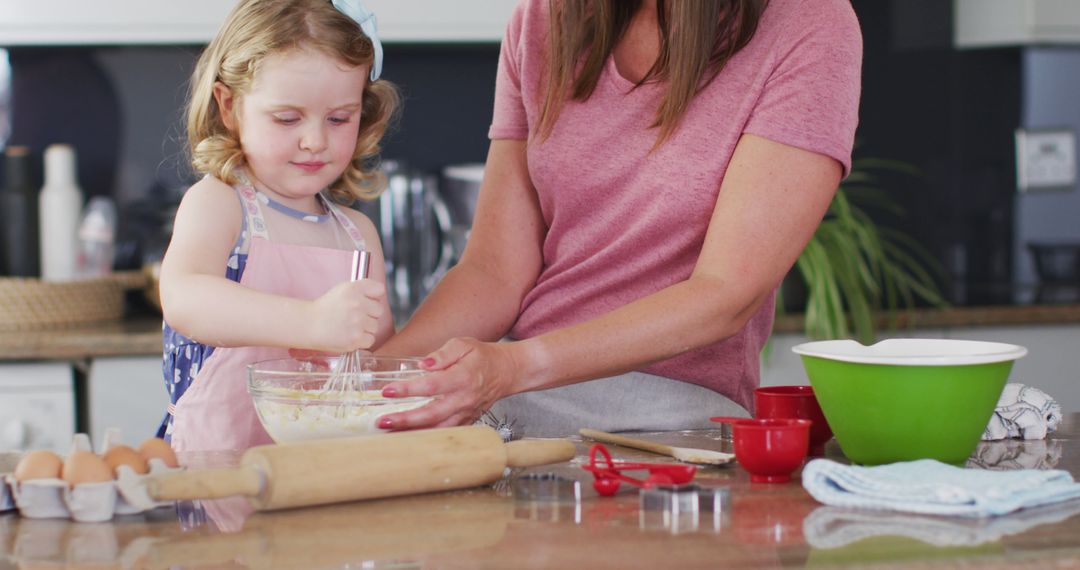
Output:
[320,250,372,402]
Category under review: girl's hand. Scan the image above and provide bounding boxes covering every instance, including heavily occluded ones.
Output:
[308,279,386,353]
[287,348,333,367]
[375,338,520,430]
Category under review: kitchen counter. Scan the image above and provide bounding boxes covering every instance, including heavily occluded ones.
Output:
[0,316,162,361]
[3,415,1080,569]
[4,304,1080,361]
[771,303,1080,333]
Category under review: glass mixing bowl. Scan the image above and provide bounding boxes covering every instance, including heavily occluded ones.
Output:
[247,356,434,443]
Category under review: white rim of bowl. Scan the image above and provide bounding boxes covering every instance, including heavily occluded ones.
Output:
[791,338,1028,365]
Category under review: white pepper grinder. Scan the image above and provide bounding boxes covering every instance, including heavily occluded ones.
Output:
[39,144,84,282]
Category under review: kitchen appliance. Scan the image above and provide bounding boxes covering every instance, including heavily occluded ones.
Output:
[441,162,485,262]
[356,161,486,321]
[1028,242,1080,303]
[134,425,575,511]
[362,161,454,321]
[0,146,41,277]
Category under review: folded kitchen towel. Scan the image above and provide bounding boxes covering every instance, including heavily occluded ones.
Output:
[982,383,1062,441]
[801,458,1080,517]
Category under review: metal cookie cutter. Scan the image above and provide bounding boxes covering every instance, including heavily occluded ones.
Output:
[639,483,730,535]
[511,473,583,524]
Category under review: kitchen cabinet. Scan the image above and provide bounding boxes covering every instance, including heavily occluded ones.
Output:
[0,357,166,454]
[0,363,74,453]
[0,0,515,46]
[0,318,164,453]
[955,0,1080,48]
[87,356,169,448]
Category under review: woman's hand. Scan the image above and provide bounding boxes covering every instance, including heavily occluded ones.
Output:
[376,338,521,430]
[308,279,386,353]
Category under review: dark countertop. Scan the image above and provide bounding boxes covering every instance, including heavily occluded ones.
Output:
[3,416,1080,568]
[2,304,1079,362]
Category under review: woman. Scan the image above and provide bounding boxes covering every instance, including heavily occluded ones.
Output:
[376,0,862,437]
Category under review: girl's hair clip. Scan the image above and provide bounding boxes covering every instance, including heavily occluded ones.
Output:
[331,0,384,81]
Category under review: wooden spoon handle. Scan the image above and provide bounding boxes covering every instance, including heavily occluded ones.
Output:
[579,429,675,458]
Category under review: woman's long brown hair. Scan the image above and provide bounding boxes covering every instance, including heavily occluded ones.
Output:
[539,0,767,147]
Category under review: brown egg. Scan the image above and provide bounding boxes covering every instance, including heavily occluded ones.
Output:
[13,450,64,481]
[137,437,178,468]
[103,445,148,475]
[61,451,114,486]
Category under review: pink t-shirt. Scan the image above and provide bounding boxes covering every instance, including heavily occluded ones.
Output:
[489,0,862,409]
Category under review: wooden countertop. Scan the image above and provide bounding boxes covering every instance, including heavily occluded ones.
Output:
[3,416,1080,568]
[2,303,1080,362]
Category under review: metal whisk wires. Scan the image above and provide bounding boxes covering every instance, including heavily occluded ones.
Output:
[321,250,372,408]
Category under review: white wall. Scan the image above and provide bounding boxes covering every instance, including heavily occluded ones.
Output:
[764,324,1080,412]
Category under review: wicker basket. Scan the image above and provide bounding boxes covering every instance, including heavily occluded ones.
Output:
[0,271,147,332]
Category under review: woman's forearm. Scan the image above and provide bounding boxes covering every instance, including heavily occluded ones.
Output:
[510,273,767,392]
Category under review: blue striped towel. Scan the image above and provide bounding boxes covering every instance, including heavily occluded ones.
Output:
[802,458,1080,517]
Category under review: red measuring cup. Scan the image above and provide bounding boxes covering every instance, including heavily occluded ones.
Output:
[710,417,811,483]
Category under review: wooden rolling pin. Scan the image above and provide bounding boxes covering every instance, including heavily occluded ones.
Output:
[144,426,575,511]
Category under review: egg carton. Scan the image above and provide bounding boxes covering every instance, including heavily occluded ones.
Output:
[3,429,181,523]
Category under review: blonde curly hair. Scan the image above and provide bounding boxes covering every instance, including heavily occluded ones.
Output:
[186,0,399,204]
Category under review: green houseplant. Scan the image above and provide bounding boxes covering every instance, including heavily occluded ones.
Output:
[783,156,948,344]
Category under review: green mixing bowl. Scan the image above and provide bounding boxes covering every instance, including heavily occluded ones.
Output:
[792,339,1027,465]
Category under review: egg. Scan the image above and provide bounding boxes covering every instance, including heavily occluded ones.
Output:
[103,445,148,475]
[13,450,63,481]
[137,437,178,468]
[61,451,114,486]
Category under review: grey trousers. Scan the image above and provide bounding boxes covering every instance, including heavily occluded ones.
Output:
[489,371,749,438]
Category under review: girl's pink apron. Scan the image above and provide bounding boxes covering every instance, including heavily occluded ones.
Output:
[170,186,366,453]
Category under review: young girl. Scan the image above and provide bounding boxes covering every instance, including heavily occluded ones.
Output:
[157,0,399,452]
